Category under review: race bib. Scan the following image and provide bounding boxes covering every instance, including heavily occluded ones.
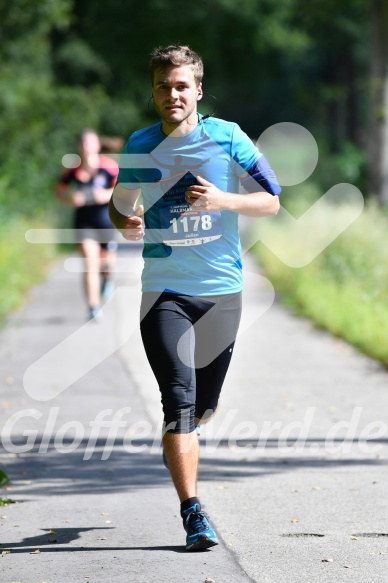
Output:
[159,205,222,246]
[156,171,223,246]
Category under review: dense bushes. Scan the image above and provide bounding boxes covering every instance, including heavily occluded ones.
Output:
[0,0,127,323]
[253,195,388,366]
[0,210,57,323]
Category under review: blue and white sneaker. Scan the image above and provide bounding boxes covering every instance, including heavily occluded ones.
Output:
[88,307,102,321]
[182,503,219,551]
[101,278,115,301]
[162,426,201,470]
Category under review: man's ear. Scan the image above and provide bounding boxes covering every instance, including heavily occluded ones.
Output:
[197,83,203,101]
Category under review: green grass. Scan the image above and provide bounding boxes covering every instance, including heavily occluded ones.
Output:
[0,498,15,506]
[252,197,388,366]
[0,214,58,325]
[0,469,10,487]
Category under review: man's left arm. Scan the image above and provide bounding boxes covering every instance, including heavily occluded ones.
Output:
[186,174,280,217]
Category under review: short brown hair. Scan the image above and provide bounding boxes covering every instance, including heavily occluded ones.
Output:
[149,45,204,85]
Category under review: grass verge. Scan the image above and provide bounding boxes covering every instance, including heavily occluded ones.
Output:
[0,213,58,326]
[251,198,388,366]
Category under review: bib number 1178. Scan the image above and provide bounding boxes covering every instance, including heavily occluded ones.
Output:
[170,214,212,234]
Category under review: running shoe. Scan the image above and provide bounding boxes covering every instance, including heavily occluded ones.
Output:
[162,426,201,470]
[182,503,219,551]
[88,307,102,321]
[101,278,115,301]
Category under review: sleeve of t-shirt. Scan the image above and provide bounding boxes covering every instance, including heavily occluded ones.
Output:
[231,124,259,172]
[99,155,119,187]
[231,124,281,195]
[117,139,139,189]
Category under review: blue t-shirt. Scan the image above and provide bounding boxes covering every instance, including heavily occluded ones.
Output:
[118,114,279,296]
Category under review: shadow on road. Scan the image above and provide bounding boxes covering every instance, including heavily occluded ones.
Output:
[0,526,187,553]
[1,436,386,497]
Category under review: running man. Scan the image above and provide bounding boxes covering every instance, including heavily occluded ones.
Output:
[56,129,118,320]
[109,45,280,551]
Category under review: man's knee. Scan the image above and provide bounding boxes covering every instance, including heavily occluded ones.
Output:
[163,405,195,434]
[195,407,218,425]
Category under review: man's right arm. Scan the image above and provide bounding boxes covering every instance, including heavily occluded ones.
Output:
[108,183,144,241]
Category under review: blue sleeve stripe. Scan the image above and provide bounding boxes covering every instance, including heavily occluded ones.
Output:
[241,155,281,195]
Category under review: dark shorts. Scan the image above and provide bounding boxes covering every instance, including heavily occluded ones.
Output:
[140,291,242,433]
[74,204,117,251]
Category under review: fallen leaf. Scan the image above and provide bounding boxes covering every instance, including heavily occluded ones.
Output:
[205,578,215,582]
[1,515,7,519]
[49,529,56,534]
[227,543,234,547]
[216,485,226,490]
[22,480,32,485]
[350,536,359,540]
[312,486,321,491]
[30,549,41,554]
[101,512,109,516]
[97,537,108,540]
[63,519,70,523]
[291,518,299,523]
[1,550,10,555]
[322,558,334,563]
[4,376,14,384]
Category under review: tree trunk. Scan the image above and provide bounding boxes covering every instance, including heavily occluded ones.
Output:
[369,0,388,203]
[345,51,360,146]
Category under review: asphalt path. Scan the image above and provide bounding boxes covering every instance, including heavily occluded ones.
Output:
[0,246,387,583]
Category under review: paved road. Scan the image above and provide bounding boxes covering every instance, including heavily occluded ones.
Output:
[0,246,387,583]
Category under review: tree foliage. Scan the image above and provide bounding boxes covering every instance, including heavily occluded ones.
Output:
[0,0,104,213]
[0,0,380,217]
